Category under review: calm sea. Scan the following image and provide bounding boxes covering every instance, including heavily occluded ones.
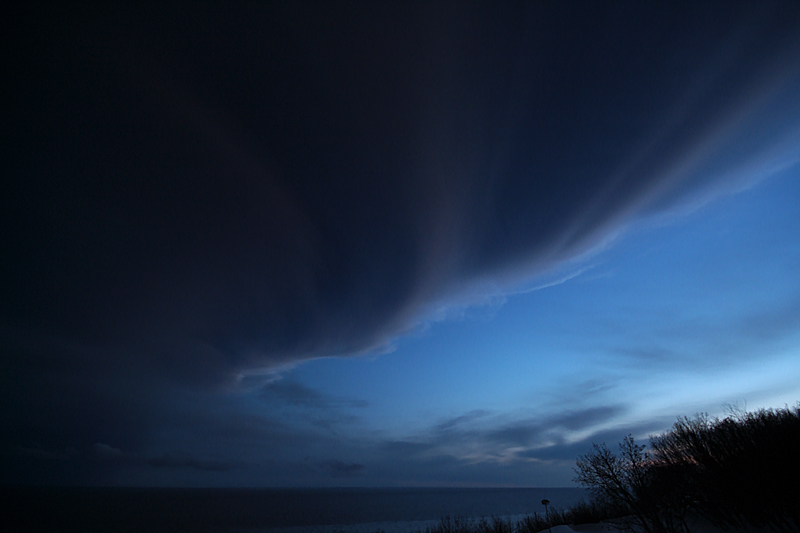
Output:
[3,486,587,533]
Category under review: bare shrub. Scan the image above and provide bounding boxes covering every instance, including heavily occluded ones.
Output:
[574,403,800,533]
[573,435,688,533]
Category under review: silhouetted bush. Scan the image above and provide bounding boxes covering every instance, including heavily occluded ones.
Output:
[574,403,800,533]
[651,405,800,532]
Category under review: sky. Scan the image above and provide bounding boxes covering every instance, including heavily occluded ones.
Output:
[3,2,800,487]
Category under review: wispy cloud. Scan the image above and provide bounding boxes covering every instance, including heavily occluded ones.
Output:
[518,265,596,293]
[383,405,630,467]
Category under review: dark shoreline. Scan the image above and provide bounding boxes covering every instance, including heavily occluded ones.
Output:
[1,486,587,533]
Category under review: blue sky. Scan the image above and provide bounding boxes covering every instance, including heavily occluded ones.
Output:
[4,2,800,487]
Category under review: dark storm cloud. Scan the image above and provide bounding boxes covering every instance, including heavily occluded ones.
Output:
[256,379,368,434]
[4,2,800,483]
[147,453,235,472]
[260,379,368,409]
[92,443,123,459]
[6,2,800,379]
[0,331,163,465]
[322,460,366,478]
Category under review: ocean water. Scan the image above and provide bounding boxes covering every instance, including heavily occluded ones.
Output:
[3,486,588,533]
[254,488,588,533]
